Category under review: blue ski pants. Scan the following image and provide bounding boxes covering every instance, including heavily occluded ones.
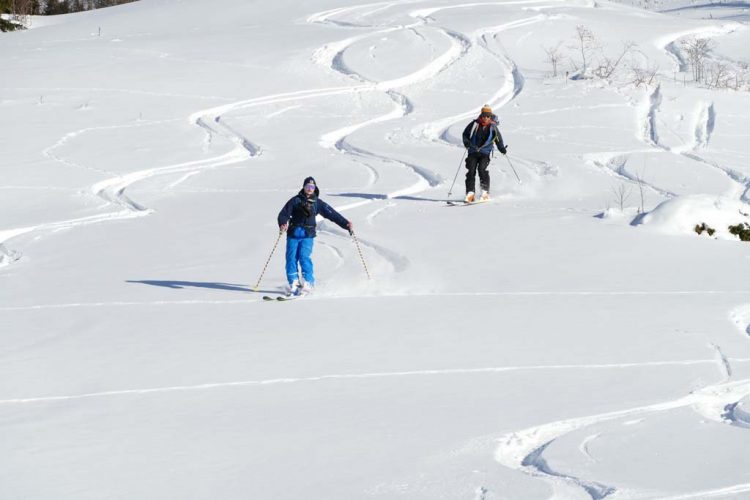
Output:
[285,236,314,285]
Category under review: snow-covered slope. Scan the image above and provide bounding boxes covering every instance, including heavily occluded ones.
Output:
[2,1,750,499]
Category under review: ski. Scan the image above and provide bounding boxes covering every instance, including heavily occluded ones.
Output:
[446,199,492,207]
[262,294,306,301]
[276,295,302,301]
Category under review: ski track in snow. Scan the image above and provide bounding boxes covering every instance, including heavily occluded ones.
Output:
[684,109,750,204]
[521,440,615,499]
[584,151,677,199]
[613,57,748,208]
[314,0,541,165]
[654,94,750,203]
[579,433,600,463]
[495,376,750,500]
[495,315,750,500]
[0,2,550,271]
[642,84,663,147]
[414,12,538,145]
[317,224,409,274]
[0,117,193,267]
[0,81,271,266]
[317,239,345,271]
[307,2,518,273]
[4,358,750,406]
[648,25,750,203]
[310,6,466,200]
[365,201,396,225]
[5,5,750,498]
[4,289,750,312]
[9,8,466,268]
[730,305,750,338]
[710,343,732,381]
[654,483,750,500]
[655,23,743,76]
[692,101,716,150]
[497,50,750,490]
[0,84,384,268]
[315,2,554,213]
[0,86,234,102]
[682,151,750,203]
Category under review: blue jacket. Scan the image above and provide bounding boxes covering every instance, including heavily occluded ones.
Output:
[463,119,505,156]
[278,191,349,238]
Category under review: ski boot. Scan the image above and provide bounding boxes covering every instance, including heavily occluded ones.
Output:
[287,279,301,296]
[464,191,475,203]
[480,190,490,201]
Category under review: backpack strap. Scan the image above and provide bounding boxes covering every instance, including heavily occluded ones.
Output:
[478,125,495,151]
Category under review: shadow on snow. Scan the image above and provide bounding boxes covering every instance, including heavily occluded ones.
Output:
[126,280,276,294]
[331,192,450,203]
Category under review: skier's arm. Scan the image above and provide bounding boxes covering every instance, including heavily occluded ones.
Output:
[493,125,507,154]
[277,197,297,231]
[318,200,351,231]
[462,121,474,149]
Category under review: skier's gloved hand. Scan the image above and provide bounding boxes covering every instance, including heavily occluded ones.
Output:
[347,221,353,235]
[499,145,507,155]
[279,223,288,233]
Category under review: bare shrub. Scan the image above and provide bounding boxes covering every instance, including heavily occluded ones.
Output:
[593,41,636,80]
[573,25,597,74]
[544,43,564,77]
[630,59,660,87]
[611,183,632,212]
[681,36,714,82]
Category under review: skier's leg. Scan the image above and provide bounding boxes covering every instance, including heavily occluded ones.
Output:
[285,237,301,285]
[478,155,491,193]
[298,237,315,286]
[465,154,478,194]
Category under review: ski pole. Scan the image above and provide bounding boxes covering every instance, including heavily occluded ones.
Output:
[350,229,372,280]
[446,149,468,204]
[252,229,284,291]
[504,154,522,184]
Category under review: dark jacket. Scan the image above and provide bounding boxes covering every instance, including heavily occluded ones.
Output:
[278,190,349,238]
[462,118,505,156]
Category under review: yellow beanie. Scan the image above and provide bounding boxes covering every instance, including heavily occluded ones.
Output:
[480,104,492,114]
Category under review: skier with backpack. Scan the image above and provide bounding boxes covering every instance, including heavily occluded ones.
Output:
[462,105,508,203]
[277,176,352,296]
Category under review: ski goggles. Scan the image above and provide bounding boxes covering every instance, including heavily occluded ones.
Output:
[480,113,493,118]
[304,183,316,191]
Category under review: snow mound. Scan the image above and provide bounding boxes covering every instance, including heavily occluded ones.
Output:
[635,195,750,241]
[733,397,750,427]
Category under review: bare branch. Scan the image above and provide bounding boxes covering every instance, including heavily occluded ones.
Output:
[543,42,564,77]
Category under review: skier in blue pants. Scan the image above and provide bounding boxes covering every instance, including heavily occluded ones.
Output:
[277,176,352,296]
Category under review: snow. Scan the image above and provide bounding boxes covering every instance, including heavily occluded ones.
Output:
[636,194,750,239]
[2,0,750,499]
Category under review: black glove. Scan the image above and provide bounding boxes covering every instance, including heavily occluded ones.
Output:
[499,145,507,155]
[463,141,470,149]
